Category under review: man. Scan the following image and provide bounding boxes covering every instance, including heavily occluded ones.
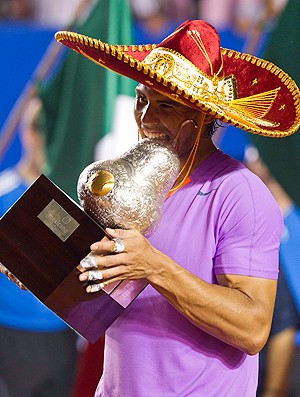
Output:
[0,98,78,397]
[4,20,300,396]
[80,86,282,397]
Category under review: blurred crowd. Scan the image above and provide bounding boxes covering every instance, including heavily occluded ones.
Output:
[0,0,288,32]
[0,0,83,26]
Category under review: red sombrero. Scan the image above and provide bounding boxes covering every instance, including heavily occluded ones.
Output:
[55,19,300,137]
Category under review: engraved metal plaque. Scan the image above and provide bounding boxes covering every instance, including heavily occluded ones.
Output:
[38,199,79,242]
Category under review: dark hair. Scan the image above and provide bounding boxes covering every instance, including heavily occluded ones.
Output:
[205,119,222,137]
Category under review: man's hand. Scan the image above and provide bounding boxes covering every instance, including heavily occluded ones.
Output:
[0,262,27,290]
[78,228,160,293]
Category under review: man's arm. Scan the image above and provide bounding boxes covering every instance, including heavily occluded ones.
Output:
[149,256,277,355]
[79,228,277,355]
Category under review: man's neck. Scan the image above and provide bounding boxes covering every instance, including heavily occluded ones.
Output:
[173,137,217,191]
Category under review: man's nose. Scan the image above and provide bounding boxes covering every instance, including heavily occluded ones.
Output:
[140,104,159,125]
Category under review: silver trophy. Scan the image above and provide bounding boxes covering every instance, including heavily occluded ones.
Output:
[77,138,180,236]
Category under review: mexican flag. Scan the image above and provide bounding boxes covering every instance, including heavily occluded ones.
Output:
[250,0,300,207]
[39,0,137,201]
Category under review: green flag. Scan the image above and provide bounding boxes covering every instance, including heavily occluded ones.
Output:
[39,0,136,201]
[250,0,300,206]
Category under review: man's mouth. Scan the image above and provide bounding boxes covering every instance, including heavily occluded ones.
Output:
[142,129,170,140]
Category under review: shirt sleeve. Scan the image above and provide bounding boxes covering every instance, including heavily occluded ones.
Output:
[213,169,283,279]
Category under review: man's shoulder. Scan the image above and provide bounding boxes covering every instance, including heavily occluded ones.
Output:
[213,151,267,189]
[199,150,254,191]
[204,152,279,215]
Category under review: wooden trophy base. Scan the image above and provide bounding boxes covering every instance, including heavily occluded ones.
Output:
[0,175,147,343]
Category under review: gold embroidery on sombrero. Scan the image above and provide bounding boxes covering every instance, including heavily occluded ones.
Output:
[188,29,223,77]
[222,105,279,128]
[142,48,237,102]
[228,87,281,122]
[251,78,258,85]
[188,30,214,76]
[142,47,280,128]
[279,104,286,110]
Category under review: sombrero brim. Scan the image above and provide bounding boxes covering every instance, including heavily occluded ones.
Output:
[55,31,300,137]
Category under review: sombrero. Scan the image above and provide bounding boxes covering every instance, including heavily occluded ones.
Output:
[55,19,300,137]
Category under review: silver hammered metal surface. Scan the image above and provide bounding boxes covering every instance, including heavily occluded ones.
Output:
[77,138,180,236]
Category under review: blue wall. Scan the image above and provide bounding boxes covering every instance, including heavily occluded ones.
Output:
[0,22,56,171]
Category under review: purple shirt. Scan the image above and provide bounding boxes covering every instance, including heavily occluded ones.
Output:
[96,150,283,397]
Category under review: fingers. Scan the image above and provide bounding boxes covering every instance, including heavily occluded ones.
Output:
[3,271,26,290]
[89,235,118,253]
[16,279,27,290]
[86,283,105,293]
[78,253,128,293]
[77,239,123,272]
[78,229,142,294]
[79,271,117,294]
[0,262,9,276]
[8,274,26,289]
[79,269,103,282]
[78,254,104,292]
[90,229,131,253]
[112,238,126,253]
[78,249,120,294]
[77,255,98,271]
